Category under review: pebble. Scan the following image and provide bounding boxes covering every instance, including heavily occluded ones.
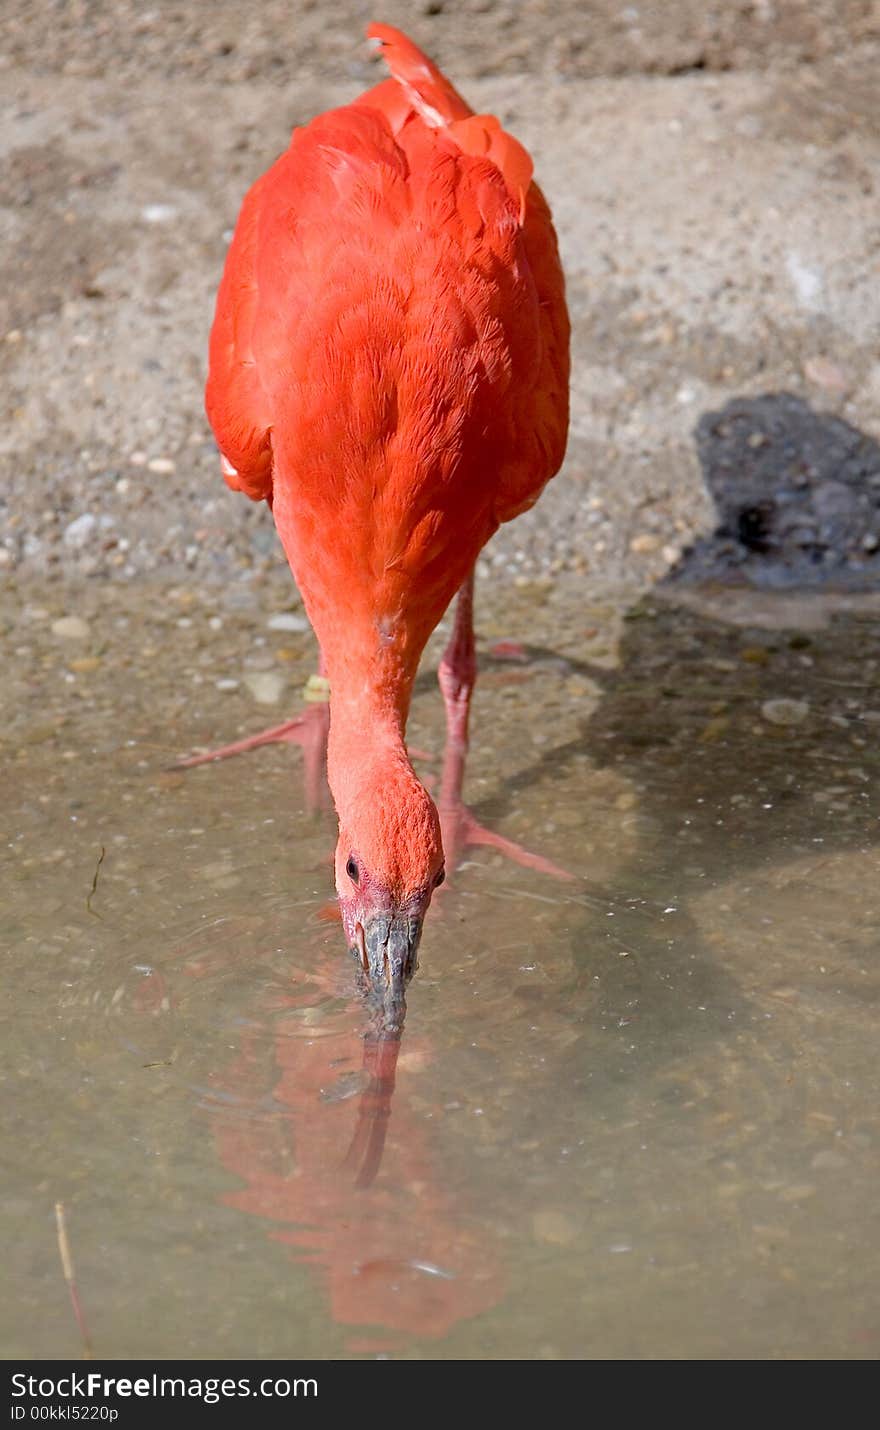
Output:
[629,533,662,554]
[761,698,809,726]
[63,513,97,548]
[565,675,598,698]
[51,615,90,640]
[778,1184,817,1203]
[303,673,331,703]
[532,1210,576,1246]
[243,671,286,705]
[215,678,240,692]
[201,859,235,882]
[811,1149,847,1171]
[267,612,309,633]
[803,355,848,393]
[787,253,823,308]
[700,715,730,742]
[141,203,178,224]
[147,457,175,474]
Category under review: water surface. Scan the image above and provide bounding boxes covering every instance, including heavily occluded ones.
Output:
[2,576,879,1359]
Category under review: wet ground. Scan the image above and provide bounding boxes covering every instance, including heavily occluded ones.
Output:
[3,572,879,1359]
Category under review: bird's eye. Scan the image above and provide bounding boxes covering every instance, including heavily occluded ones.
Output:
[434,867,446,888]
[346,856,359,883]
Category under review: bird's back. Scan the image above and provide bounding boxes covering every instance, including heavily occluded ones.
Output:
[206,25,569,657]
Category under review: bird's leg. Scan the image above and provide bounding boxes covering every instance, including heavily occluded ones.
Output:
[437,570,478,755]
[174,653,331,812]
[436,573,572,881]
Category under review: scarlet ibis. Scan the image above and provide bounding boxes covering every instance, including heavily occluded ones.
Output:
[198,23,570,992]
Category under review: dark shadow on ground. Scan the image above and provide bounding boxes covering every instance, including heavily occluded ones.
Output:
[455,394,880,1104]
[668,392,880,589]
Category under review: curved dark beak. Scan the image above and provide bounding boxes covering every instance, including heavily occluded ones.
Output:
[353,913,423,1002]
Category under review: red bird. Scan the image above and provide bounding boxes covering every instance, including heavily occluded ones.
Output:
[199,24,569,991]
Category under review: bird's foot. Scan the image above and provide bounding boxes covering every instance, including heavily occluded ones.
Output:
[173,697,331,812]
[172,724,432,770]
[487,639,529,662]
[440,799,574,883]
[174,714,318,768]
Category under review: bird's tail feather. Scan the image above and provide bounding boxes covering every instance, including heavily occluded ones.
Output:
[367,22,472,126]
[366,22,533,212]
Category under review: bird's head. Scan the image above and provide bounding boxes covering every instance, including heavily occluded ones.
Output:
[334,763,445,998]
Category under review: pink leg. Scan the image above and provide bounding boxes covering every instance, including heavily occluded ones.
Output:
[437,570,477,755]
[436,573,572,881]
[174,654,331,812]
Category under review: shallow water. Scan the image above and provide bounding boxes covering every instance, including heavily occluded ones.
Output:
[2,575,879,1359]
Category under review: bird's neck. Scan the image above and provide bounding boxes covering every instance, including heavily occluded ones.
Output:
[325,657,415,803]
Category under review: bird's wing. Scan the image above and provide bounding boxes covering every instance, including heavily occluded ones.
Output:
[205,169,275,502]
[205,95,412,507]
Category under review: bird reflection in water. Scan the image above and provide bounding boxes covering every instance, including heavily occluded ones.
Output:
[137,938,502,1353]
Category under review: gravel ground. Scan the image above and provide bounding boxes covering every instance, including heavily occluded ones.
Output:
[1,2,879,594]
